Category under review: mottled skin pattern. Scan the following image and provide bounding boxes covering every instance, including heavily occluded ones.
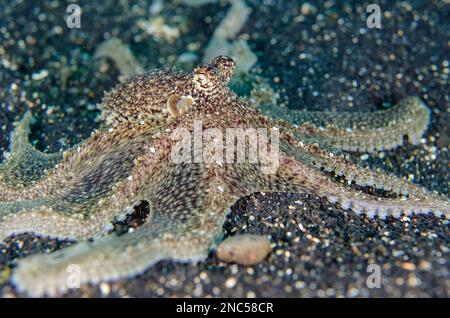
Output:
[0,56,448,297]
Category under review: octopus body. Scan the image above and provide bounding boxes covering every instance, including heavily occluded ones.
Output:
[0,56,448,296]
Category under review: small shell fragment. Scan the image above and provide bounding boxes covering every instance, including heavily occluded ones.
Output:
[216,234,272,266]
[167,95,193,118]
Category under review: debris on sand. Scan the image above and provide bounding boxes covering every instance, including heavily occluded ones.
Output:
[217,234,272,265]
[136,17,180,44]
[94,37,143,81]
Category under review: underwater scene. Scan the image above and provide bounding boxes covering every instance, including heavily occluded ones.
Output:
[0,0,449,299]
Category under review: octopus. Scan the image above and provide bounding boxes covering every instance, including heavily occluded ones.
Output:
[0,56,448,297]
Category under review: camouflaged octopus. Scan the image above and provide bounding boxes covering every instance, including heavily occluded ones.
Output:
[0,56,448,297]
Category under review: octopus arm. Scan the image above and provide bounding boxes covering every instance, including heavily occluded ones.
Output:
[0,200,114,243]
[0,112,63,187]
[0,114,150,243]
[9,158,449,297]
[11,163,240,297]
[263,154,449,219]
[281,131,445,201]
[259,97,430,153]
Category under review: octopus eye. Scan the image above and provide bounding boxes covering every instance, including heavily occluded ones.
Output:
[167,95,193,118]
[193,66,218,91]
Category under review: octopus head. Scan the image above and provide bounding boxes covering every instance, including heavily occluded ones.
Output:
[167,56,236,118]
